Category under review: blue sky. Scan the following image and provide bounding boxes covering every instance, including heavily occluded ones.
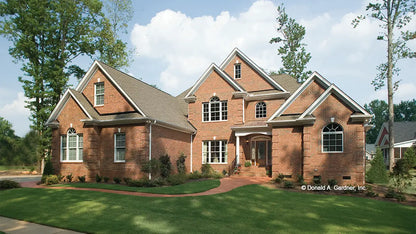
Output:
[0,0,415,136]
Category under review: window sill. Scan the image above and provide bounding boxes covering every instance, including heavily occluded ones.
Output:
[94,104,104,107]
[321,151,344,154]
[204,162,228,165]
[60,161,83,163]
[114,161,126,163]
[202,120,228,123]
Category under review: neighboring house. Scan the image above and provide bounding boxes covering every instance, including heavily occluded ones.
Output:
[375,121,416,167]
[365,144,376,160]
[47,48,372,185]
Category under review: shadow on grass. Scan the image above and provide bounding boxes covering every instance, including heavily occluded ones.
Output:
[0,185,415,233]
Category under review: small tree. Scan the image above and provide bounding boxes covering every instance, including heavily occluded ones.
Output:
[403,147,416,169]
[159,154,172,178]
[42,158,54,176]
[366,148,389,184]
[176,153,187,174]
[390,158,412,193]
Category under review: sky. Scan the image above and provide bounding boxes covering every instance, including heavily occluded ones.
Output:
[0,0,415,137]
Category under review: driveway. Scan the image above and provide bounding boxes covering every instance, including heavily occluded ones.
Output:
[0,175,41,183]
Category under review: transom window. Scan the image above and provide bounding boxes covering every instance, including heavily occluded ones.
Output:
[322,123,343,153]
[234,63,241,79]
[94,82,104,106]
[61,128,83,162]
[255,102,267,118]
[114,133,126,162]
[203,96,228,122]
[202,140,228,164]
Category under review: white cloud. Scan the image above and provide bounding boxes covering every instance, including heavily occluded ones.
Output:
[0,92,31,137]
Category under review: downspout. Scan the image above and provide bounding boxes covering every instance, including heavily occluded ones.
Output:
[148,120,156,180]
[190,134,193,172]
[242,98,245,124]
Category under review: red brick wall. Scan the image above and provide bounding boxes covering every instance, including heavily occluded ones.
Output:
[151,125,191,173]
[302,94,365,185]
[272,127,303,178]
[284,80,326,115]
[245,99,285,122]
[82,68,135,114]
[223,55,275,92]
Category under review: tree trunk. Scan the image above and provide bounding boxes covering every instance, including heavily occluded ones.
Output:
[387,5,395,172]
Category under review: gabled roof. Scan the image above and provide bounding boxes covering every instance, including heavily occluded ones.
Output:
[375,121,416,145]
[270,74,301,94]
[49,61,195,133]
[184,63,245,99]
[219,48,288,93]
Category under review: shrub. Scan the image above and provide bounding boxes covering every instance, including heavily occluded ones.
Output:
[244,161,251,167]
[366,148,389,184]
[222,169,227,176]
[95,174,102,183]
[283,180,294,189]
[390,159,412,193]
[176,153,187,174]
[212,172,224,179]
[297,174,304,184]
[313,176,321,185]
[201,164,215,177]
[403,147,416,169]
[123,177,131,184]
[152,177,167,186]
[328,179,337,187]
[188,170,202,180]
[159,154,172,178]
[78,175,86,183]
[128,178,157,187]
[141,159,161,177]
[57,174,64,182]
[384,188,396,198]
[103,176,109,183]
[113,177,121,184]
[43,158,54,176]
[365,185,379,197]
[0,180,21,189]
[167,174,187,185]
[66,173,73,183]
[278,173,285,180]
[44,175,60,185]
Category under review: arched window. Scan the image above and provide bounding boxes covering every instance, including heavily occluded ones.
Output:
[61,128,83,161]
[255,102,267,118]
[322,123,343,153]
[202,96,228,121]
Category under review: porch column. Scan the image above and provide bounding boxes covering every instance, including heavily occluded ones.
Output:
[236,135,240,165]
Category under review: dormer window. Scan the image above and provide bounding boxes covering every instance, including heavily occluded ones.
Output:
[234,63,241,79]
[94,82,104,106]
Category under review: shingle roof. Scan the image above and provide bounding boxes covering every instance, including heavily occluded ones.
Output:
[388,121,416,143]
[270,74,301,94]
[96,61,195,132]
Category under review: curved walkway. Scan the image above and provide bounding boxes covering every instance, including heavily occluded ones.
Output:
[20,176,271,197]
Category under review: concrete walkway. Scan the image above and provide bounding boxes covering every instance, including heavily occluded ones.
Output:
[0,216,83,234]
[20,176,272,197]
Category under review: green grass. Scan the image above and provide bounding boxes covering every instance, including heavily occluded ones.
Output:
[0,165,34,171]
[0,185,415,233]
[52,179,220,194]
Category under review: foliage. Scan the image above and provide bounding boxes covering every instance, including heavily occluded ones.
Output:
[176,153,187,174]
[385,188,406,201]
[103,176,109,183]
[327,179,338,187]
[283,180,294,189]
[159,154,172,178]
[366,148,389,184]
[78,175,86,183]
[95,174,102,183]
[390,159,412,193]
[313,176,321,185]
[297,174,304,184]
[42,175,59,185]
[0,180,21,189]
[403,147,416,169]
[113,177,121,184]
[270,4,312,83]
[365,185,379,197]
[127,178,156,187]
[244,161,251,167]
[141,159,161,177]
[353,0,416,171]
[123,177,131,184]
[201,164,215,177]
[66,173,73,183]
[167,174,187,186]
[188,170,203,180]
[42,158,54,176]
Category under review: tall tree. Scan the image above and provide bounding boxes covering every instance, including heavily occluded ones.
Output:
[97,0,133,69]
[365,99,389,143]
[0,117,18,165]
[395,99,416,121]
[0,0,130,162]
[353,0,416,171]
[270,4,312,83]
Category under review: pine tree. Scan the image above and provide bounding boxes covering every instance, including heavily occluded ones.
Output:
[366,148,389,184]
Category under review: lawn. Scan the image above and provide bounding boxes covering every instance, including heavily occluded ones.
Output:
[0,185,415,233]
[52,179,220,194]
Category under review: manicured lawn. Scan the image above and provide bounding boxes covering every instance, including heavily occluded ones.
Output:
[0,185,415,233]
[0,165,33,171]
[52,179,220,194]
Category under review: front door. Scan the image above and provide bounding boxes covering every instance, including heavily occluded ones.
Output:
[257,141,266,167]
[251,139,271,167]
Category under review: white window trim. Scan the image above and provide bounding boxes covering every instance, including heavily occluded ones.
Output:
[255,102,267,118]
[202,140,228,164]
[234,63,241,79]
[202,98,228,122]
[60,132,83,162]
[114,133,126,162]
[94,82,104,107]
[321,125,344,153]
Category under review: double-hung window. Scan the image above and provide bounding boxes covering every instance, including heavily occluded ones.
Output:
[61,128,83,162]
[202,140,227,164]
[114,133,126,162]
[234,63,241,79]
[322,123,343,153]
[202,97,228,122]
[94,82,104,106]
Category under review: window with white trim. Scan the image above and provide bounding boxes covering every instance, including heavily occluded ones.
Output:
[255,102,267,118]
[202,96,228,122]
[234,63,241,79]
[94,82,104,106]
[61,128,83,162]
[114,132,126,162]
[202,140,227,164]
[322,123,343,153]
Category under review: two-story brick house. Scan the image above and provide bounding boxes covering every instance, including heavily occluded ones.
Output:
[47,48,372,184]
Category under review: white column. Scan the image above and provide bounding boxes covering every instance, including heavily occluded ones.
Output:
[236,135,240,165]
